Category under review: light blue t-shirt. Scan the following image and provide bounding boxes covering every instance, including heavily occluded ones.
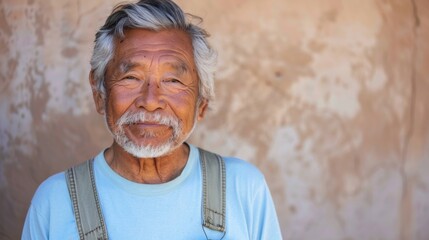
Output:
[22,144,282,239]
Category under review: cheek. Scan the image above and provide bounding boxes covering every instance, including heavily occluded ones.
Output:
[167,90,198,107]
[109,85,141,103]
[171,86,199,103]
[166,94,199,124]
[105,89,136,121]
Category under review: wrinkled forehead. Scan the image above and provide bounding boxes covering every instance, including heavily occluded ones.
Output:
[118,57,190,73]
[110,28,196,70]
[115,29,193,57]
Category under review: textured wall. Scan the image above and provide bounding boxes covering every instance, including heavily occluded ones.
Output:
[1,0,428,239]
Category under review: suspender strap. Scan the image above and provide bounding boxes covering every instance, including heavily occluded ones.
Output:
[65,148,226,239]
[65,159,108,240]
[199,148,226,233]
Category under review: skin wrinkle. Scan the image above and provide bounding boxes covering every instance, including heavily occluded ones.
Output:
[116,58,190,84]
[108,52,195,96]
[106,31,199,97]
[108,139,189,183]
[91,28,207,184]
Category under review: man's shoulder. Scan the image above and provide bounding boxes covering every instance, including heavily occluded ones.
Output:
[196,145,265,184]
[24,170,78,239]
[222,156,262,176]
[36,171,66,192]
[31,171,69,207]
[196,146,264,179]
[220,155,266,187]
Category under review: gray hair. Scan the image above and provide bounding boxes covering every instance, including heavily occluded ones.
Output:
[90,0,216,103]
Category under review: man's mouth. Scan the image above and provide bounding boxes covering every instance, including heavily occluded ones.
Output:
[129,121,168,127]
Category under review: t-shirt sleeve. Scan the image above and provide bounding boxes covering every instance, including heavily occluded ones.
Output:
[21,172,72,240]
[251,178,283,240]
[21,204,49,240]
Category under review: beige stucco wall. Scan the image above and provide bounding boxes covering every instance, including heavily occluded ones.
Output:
[1,0,429,239]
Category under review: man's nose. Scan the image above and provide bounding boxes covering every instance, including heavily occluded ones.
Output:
[134,80,166,112]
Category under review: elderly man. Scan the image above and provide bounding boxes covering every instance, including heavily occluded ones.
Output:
[22,0,282,239]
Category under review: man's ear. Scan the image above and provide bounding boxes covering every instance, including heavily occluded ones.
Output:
[197,98,209,121]
[89,71,105,115]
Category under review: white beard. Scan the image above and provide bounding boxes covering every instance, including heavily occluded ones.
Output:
[105,110,197,158]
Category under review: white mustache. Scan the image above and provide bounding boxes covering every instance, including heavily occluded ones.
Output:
[116,111,180,132]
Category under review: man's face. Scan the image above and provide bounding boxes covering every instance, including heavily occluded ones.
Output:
[92,29,207,158]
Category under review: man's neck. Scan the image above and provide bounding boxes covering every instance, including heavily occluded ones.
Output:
[104,142,190,184]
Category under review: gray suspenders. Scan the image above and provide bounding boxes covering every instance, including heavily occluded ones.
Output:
[65,159,108,240]
[199,149,226,239]
[65,148,226,240]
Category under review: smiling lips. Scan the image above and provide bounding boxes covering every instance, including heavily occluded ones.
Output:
[130,122,169,127]
[127,122,172,136]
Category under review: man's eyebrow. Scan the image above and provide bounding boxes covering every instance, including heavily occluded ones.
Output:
[164,61,189,75]
[116,60,190,75]
[119,61,147,73]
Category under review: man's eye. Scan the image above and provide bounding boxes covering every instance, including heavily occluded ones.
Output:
[115,76,141,89]
[123,76,139,80]
[164,78,182,84]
